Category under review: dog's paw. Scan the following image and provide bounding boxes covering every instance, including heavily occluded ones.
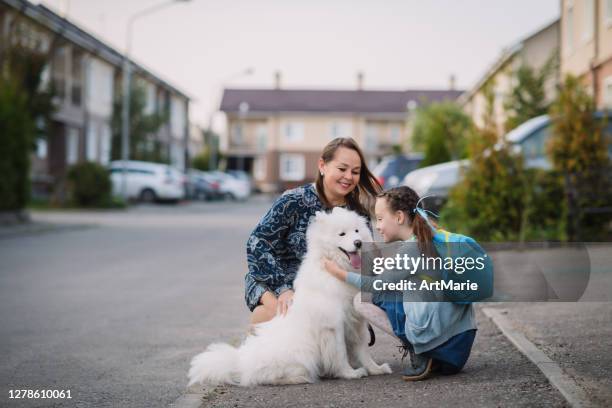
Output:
[339,367,368,379]
[368,363,392,375]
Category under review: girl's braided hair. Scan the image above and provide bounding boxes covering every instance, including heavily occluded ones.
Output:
[377,186,438,257]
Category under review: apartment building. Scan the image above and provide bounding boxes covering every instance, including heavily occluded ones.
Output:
[561,0,612,108]
[220,79,461,192]
[459,19,559,135]
[0,0,190,197]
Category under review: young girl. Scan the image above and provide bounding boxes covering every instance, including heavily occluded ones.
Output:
[323,186,477,381]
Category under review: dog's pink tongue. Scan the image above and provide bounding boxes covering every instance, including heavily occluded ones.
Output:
[349,252,361,270]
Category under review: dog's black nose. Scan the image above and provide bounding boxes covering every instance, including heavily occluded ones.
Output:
[354,240,362,249]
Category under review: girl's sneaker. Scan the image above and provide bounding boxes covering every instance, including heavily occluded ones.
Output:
[399,341,434,381]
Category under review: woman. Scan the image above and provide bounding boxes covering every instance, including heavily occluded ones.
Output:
[245,137,382,324]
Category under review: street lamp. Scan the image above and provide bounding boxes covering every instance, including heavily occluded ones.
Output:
[120,0,190,200]
[207,67,254,171]
[237,101,250,172]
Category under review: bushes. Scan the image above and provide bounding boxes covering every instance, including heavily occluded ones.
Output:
[66,162,114,208]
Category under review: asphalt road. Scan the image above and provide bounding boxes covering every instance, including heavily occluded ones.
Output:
[0,200,261,407]
[0,198,603,407]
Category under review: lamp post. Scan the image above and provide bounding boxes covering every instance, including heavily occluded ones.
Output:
[120,0,190,200]
[237,101,250,172]
[207,67,254,171]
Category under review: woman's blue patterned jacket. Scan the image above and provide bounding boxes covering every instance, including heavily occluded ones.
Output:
[244,183,371,311]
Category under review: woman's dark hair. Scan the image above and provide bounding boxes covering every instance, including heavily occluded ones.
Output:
[377,186,438,257]
[315,137,382,217]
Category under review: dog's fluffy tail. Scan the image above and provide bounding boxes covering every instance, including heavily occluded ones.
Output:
[187,343,240,386]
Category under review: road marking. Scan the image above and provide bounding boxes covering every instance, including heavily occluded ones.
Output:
[482,307,594,408]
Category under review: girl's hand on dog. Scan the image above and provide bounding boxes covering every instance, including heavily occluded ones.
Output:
[323,259,348,281]
[277,289,294,316]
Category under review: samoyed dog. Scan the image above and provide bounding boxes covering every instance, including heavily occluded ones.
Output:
[188,207,391,386]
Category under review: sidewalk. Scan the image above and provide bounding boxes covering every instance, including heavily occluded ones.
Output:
[484,302,612,407]
[181,308,567,408]
[0,219,94,240]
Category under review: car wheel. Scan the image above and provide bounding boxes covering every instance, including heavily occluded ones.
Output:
[224,192,235,201]
[139,188,157,203]
[197,191,208,201]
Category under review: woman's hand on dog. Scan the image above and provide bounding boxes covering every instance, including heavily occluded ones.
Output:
[277,289,294,316]
[323,259,348,281]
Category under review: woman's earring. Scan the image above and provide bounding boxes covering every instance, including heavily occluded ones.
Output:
[320,171,324,176]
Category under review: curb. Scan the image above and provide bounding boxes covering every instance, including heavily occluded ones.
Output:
[482,307,594,408]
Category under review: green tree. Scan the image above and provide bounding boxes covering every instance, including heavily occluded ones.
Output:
[110,84,167,163]
[191,148,210,171]
[0,19,55,211]
[547,75,611,240]
[411,102,474,167]
[504,52,557,132]
[441,81,527,241]
[0,79,35,211]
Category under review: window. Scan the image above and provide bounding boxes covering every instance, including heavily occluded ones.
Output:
[66,128,79,165]
[520,126,549,160]
[607,0,612,26]
[279,153,305,181]
[36,139,48,159]
[52,46,67,100]
[100,125,111,165]
[283,122,304,142]
[390,125,401,144]
[566,5,574,52]
[86,122,98,161]
[365,124,378,152]
[604,77,612,109]
[232,123,243,145]
[583,0,594,41]
[170,96,186,137]
[71,49,83,106]
[144,82,156,115]
[329,121,352,139]
[256,124,267,151]
[254,157,267,180]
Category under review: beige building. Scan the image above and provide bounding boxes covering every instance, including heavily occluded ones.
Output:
[220,82,461,192]
[460,20,559,135]
[561,0,612,108]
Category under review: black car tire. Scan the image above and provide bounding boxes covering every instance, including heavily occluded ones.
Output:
[139,188,157,203]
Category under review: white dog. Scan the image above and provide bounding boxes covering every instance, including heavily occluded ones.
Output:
[188,207,392,386]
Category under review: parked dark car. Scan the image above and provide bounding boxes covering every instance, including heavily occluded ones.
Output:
[373,154,424,189]
[186,169,223,201]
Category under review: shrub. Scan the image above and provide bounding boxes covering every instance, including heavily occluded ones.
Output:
[548,75,611,241]
[67,162,113,208]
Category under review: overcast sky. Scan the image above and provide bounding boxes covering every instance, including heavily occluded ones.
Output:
[37,0,559,127]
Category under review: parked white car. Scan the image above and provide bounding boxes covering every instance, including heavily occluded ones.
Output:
[207,171,251,201]
[109,160,185,202]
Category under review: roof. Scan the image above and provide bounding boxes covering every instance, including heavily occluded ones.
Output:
[220,88,463,114]
[458,18,559,106]
[2,0,190,99]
